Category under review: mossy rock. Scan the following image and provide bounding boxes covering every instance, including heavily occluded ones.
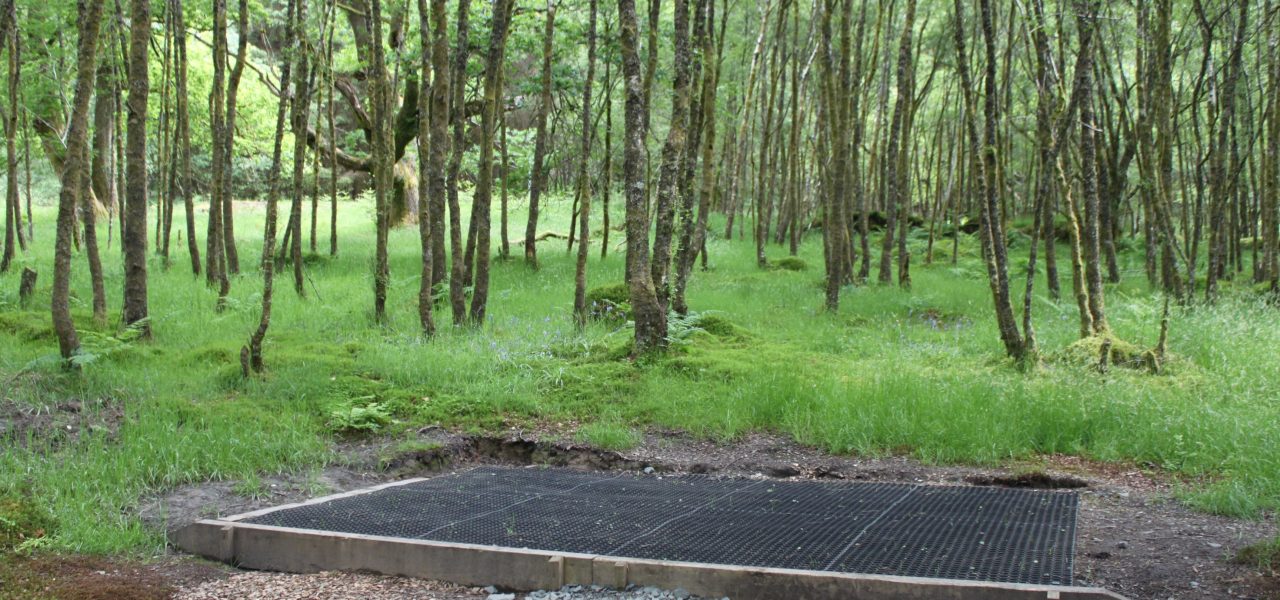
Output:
[1062,334,1149,369]
[0,312,56,343]
[771,257,808,272]
[586,283,631,323]
[586,283,630,306]
[183,345,237,366]
[690,314,754,341]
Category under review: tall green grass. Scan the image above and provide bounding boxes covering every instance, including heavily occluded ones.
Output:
[1,190,1278,554]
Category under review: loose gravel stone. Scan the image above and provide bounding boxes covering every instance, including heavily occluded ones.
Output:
[175,571,716,600]
[174,571,486,599]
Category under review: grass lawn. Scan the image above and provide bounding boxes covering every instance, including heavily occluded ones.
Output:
[1,189,1278,555]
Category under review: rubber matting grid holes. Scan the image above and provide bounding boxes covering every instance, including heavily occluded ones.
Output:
[241,466,1077,586]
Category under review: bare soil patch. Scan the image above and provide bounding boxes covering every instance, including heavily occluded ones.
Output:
[0,396,124,450]
[0,554,227,600]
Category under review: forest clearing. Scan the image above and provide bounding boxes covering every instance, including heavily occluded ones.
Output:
[0,0,1278,598]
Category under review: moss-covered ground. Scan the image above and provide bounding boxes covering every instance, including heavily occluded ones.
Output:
[2,192,1279,555]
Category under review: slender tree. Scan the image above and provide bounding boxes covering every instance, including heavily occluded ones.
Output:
[243,0,297,375]
[288,0,312,300]
[673,0,717,314]
[1075,0,1109,332]
[327,1,341,257]
[878,0,916,288]
[173,0,200,276]
[468,0,515,325]
[601,18,614,260]
[573,0,599,327]
[222,0,249,275]
[446,0,472,324]
[524,0,558,269]
[52,0,108,360]
[209,0,231,308]
[0,0,15,274]
[371,0,393,322]
[651,0,693,313]
[954,0,1025,358]
[122,0,150,336]
[619,0,666,353]
[420,0,450,335]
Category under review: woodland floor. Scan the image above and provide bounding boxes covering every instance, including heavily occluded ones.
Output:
[2,196,1279,599]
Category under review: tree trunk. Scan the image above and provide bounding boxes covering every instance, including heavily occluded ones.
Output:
[173,0,200,276]
[1264,0,1280,291]
[879,0,915,288]
[328,8,341,258]
[446,0,472,325]
[420,0,450,335]
[90,59,117,243]
[1,0,19,274]
[1075,0,1109,333]
[650,0,693,314]
[371,0,392,322]
[524,0,557,269]
[244,0,297,375]
[620,0,666,353]
[123,0,151,336]
[1204,0,1249,301]
[499,107,510,260]
[468,0,514,325]
[416,0,437,335]
[954,0,1024,359]
[674,0,716,315]
[222,0,248,275]
[573,0,598,327]
[601,31,614,260]
[52,0,106,360]
[210,0,232,309]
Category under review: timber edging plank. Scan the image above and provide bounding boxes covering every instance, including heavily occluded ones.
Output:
[173,516,1128,600]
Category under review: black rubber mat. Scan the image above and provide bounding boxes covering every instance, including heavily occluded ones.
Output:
[242,466,1077,585]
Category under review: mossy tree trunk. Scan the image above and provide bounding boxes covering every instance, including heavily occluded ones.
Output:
[446,0,471,325]
[53,0,108,360]
[0,0,16,275]
[122,0,151,337]
[370,0,393,323]
[619,0,666,354]
[524,0,557,270]
[244,0,297,376]
[650,0,693,314]
[673,0,715,316]
[467,0,515,325]
[1074,0,1109,334]
[222,0,249,276]
[572,0,598,328]
[209,0,232,309]
[419,0,450,336]
[173,0,200,277]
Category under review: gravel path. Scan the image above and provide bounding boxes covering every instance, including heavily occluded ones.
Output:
[174,571,716,600]
[174,571,487,600]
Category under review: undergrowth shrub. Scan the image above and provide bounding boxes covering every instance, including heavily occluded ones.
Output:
[327,401,392,435]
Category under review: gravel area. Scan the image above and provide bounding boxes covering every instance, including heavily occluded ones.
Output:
[173,571,718,600]
[174,571,487,599]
